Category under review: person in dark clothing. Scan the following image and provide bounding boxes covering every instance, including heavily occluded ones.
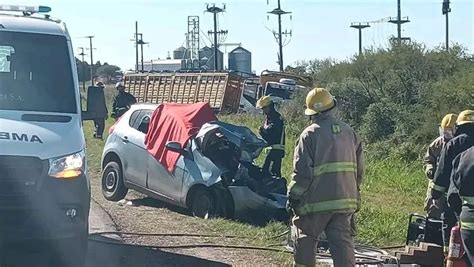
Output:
[432,110,474,255]
[450,147,474,266]
[256,95,285,177]
[111,82,136,120]
[87,81,108,139]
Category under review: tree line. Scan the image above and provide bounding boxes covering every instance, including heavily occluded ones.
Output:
[286,42,474,160]
[75,58,121,83]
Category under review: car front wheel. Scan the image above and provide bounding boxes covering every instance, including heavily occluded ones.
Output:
[101,161,128,201]
[190,188,215,219]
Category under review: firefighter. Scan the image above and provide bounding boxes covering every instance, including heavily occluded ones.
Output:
[432,110,474,255]
[424,113,458,219]
[87,81,108,139]
[256,95,285,177]
[288,88,364,267]
[111,82,137,120]
[450,146,474,265]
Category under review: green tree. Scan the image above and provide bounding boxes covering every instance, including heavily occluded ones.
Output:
[287,41,473,156]
[75,57,91,82]
[95,64,121,82]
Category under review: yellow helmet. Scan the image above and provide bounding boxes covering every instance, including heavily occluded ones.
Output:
[256,95,273,109]
[304,87,335,116]
[440,113,458,129]
[456,110,474,125]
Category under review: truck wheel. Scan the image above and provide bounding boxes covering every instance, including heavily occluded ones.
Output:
[190,188,215,219]
[102,161,128,201]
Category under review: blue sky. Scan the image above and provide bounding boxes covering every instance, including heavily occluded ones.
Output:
[20,0,474,72]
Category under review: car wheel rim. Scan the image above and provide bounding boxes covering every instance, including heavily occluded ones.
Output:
[105,171,117,191]
[194,194,211,218]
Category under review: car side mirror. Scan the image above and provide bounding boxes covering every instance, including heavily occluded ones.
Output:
[166,141,193,160]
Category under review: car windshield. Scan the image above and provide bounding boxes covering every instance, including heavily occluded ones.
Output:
[0,31,76,113]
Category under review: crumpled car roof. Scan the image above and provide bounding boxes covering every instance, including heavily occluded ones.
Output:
[196,121,267,163]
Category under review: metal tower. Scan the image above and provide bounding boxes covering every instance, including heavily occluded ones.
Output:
[186,16,200,60]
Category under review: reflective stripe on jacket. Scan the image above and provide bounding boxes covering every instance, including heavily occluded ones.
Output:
[451,147,474,230]
[288,113,364,216]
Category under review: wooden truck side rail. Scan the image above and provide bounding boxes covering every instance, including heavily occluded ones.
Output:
[124,72,243,113]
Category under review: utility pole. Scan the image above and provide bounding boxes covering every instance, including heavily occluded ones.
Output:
[137,33,148,72]
[268,0,292,72]
[135,21,139,72]
[78,47,87,91]
[389,0,410,44]
[206,4,227,71]
[85,36,95,84]
[350,23,370,56]
[442,0,452,52]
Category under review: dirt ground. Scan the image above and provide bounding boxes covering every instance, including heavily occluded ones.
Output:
[88,170,289,267]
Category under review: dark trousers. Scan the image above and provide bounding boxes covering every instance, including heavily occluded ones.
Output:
[461,229,474,267]
[263,149,283,177]
[94,118,105,138]
[442,208,458,253]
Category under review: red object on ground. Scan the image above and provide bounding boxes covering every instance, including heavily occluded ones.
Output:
[447,225,468,267]
[144,102,217,173]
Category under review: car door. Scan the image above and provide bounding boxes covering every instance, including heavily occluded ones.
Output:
[146,137,187,203]
[119,109,151,188]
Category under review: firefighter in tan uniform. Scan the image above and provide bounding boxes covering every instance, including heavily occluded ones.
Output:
[288,88,364,267]
[423,113,458,219]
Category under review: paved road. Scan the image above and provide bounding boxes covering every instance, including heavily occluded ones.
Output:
[87,199,229,266]
[0,199,229,267]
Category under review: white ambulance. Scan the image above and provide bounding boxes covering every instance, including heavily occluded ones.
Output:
[0,5,89,267]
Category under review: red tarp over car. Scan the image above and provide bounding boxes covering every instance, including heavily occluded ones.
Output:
[144,102,218,173]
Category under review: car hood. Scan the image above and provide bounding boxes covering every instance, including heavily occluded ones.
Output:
[0,114,84,160]
[195,121,267,162]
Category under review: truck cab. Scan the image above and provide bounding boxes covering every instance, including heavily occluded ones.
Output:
[0,5,89,266]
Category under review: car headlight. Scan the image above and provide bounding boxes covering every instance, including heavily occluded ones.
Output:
[48,150,85,179]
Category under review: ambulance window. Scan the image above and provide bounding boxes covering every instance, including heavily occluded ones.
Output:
[0,32,76,113]
[0,46,14,73]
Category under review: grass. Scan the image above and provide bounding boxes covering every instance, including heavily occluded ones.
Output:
[83,87,426,264]
[220,112,426,247]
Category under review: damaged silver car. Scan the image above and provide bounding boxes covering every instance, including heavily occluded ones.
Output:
[101,103,288,221]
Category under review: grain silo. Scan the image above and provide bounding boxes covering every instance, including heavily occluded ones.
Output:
[228,47,251,74]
